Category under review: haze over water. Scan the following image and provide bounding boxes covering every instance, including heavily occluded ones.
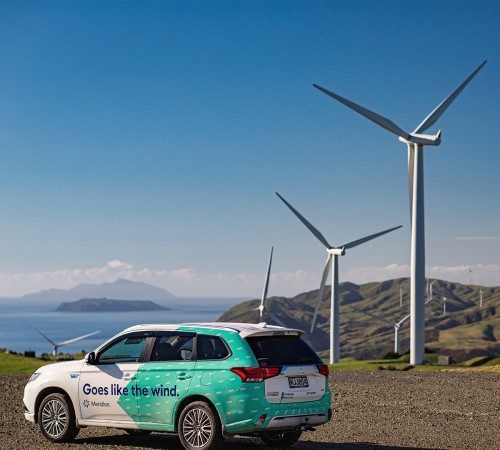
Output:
[0,297,243,355]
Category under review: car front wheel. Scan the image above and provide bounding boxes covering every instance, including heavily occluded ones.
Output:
[178,401,224,450]
[261,430,302,447]
[38,393,79,443]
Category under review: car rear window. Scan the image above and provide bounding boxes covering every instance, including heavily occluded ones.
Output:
[245,334,322,367]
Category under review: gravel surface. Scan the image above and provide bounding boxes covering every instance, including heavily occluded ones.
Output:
[1,371,498,449]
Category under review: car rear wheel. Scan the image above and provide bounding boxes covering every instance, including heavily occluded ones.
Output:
[261,430,302,447]
[178,401,224,450]
[38,393,79,443]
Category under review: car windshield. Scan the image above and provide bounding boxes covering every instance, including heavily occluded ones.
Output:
[245,334,321,367]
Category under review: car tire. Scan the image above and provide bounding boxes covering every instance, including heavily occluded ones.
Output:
[38,392,79,443]
[178,400,224,450]
[261,430,302,447]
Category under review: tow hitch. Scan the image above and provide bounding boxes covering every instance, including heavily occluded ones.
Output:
[299,417,316,431]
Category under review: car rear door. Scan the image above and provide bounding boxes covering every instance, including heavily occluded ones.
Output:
[245,334,328,404]
[136,331,196,427]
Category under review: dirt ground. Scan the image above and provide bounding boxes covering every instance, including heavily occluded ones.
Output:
[1,371,498,449]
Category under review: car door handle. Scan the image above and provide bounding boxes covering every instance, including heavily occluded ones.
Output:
[178,373,192,381]
[123,374,136,381]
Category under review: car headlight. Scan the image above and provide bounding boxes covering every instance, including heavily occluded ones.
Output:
[27,372,41,383]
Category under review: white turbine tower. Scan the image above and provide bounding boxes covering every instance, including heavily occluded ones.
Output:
[313,61,486,364]
[429,280,437,302]
[35,328,100,355]
[276,192,401,364]
[479,287,484,309]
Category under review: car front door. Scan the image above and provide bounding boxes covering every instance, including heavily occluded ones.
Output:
[78,332,151,424]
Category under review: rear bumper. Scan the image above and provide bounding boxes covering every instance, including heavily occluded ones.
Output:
[266,412,327,429]
[223,396,331,435]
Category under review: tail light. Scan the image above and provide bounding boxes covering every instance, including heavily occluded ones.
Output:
[230,366,282,382]
[316,364,329,377]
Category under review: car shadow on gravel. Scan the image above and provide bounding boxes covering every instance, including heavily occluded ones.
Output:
[75,432,435,450]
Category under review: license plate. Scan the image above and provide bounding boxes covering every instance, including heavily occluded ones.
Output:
[288,376,309,388]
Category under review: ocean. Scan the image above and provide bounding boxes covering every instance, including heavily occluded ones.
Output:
[0,297,245,356]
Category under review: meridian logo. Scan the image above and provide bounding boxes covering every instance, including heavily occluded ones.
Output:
[83,399,89,408]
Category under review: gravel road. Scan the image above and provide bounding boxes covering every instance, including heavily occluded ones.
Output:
[1,371,498,449]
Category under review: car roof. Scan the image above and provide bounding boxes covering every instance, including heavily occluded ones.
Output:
[120,322,304,338]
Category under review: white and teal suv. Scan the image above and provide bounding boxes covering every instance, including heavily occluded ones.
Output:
[24,322,332,449]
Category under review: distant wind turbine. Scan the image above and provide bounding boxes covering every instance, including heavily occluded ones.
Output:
[276,192,402,364]
[35,328,100,355]
[313,60,486,364]
[479,287,484,308]
[361,296,436,355]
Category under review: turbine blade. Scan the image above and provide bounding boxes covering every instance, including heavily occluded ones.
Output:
[425,296,435,306]
[276,192,332,249]
[362,309,395,327]
[311,255,332,333]
[57,330,100,347]
[397,313,412,326]
[260,247,274,321]
[33,327,56,347]
[313,84,411,140]
[413,60,487,134]
[341,225,402,250]
[408,144,415,222]
[267,311,288,328]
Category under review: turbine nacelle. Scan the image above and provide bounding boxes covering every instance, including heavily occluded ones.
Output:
[399,131,441,146]
[328,247,345,256]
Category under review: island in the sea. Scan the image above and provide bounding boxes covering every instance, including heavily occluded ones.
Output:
[55,298,170,312]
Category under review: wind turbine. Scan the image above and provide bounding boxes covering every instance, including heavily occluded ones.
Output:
[468,266,473,285]
[479,286,484,308]
[361,295,436,355]
[276,192,402,364]
[313,60,486,364]
[35,328,100,355]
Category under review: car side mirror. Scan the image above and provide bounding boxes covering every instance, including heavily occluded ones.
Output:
[87,351,96,365]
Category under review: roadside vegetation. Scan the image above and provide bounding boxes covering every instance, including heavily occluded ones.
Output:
[0,350,86,375]
[1,349,498,375]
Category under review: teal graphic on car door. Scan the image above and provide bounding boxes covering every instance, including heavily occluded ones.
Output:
[135,332,196,427]
[79,333,149,422]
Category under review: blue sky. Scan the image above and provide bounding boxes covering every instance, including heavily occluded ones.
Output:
[0,1,498,297]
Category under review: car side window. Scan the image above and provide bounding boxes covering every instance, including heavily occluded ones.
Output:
[97,336,147,364]
[150,334,194,361]
[197,335,230,360]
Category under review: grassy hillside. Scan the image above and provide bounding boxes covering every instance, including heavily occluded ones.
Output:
[218,278,499,361]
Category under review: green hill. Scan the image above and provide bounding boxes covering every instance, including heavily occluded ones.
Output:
[218,278,499,362]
